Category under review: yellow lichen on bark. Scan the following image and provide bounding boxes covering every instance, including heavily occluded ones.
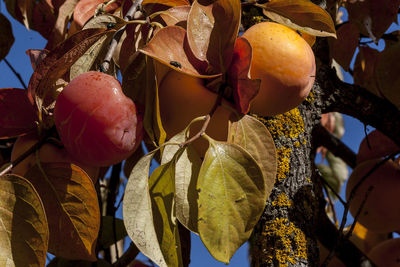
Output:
[261,218,308,267]
[276,147,291,182]
[272,193,292,207]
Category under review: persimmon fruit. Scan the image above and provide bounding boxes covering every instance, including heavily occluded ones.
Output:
[368,238,400,267]
[54,71,143,167]
[346,159,400,233]
[357,130,400,164]
[158,70,233,156]
[241,22,316,116]
[11,132,99,182]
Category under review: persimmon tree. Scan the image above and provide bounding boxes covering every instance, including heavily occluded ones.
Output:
[0,0,400,266]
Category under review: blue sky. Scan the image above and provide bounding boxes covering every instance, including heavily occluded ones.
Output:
[1,3,399,266]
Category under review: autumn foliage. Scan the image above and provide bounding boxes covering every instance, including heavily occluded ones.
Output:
[0,0,400,266]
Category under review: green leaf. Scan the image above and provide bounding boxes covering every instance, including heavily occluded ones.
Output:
[149,162,183,267]
[99,216,128,248]
[259,0,336,38]
[197,141,265,263]
[228,115,276,202]
[0,14,14,61]
[123,151,168,267]
[161,130,202,233]
[24,163,100,261]
[0,174,48,267]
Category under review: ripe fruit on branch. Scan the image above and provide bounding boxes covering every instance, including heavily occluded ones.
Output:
[158,70,233,156]
[11,132,98,182]
[346,159,400,233]
[357,130,400,164]
[54,71,143,167]
[241,22,316,116]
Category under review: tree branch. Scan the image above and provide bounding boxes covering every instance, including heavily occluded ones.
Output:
[111,242,140,267]
[4,58,27,89]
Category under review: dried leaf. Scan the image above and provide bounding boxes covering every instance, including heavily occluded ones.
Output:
[160,5,191,26]
[331,22,359,71]
[346,0,400,40]
[25,163,100,260]
[187,0,241,73]
[0,88,38,139]
[260,0,336,37]
[149,162,183,267]
[25,49,49,71]
[0,14,14,61]
[197,141,265,263]
[0,174,48,267]
[83,14,127,30]
[140,26,217,78]
[99,216,127,248]
[73,0,121,28]
[142,0,190,7]
[227,37,260,114]
[123,151,168,267]
[228,115,276,202]
[28,28,114,112]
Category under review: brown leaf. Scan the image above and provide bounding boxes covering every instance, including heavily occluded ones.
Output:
[331,22,359,71]
[353,46,380,96]
[0,88,38,139]
[160,5,191,26]
[0,174,49,267]
[28,28,113,113]
[25,49,49,71]
[25,163,100,260]
[227,37,260,114]
[260,0,336,37]
[346,0,400,41]
[140,25,218,78]
[142,0,190,7]
[0,14,14,61]
[187,0,241,73]
[73,0,121,28]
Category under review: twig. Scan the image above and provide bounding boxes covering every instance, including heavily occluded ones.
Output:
[112,242,140,267]
[3,58,27,89]
[100,0,143,72]
[321,181,338,225]
[318,173,346,205]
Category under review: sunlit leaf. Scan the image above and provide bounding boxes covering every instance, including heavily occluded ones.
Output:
[142,0,190,7]
[331,22,359,71]
[227,37,260,114]
[28,28,114,113]
[149,162,183,267]
[228,115,276,201]
[83,14,127,30]
[187,0,241,73]
[140,26,218,78]
[0,13,14,61]
[73,0,122,28]
[99,216,128,248]
[0,174,48,267]
[25,163,100,260]
[123,151,168,267]
[161,131,201,233]
[0,88,37,139]
[259,0,336,37]
[160,5,191,26]
[197,141,265,263]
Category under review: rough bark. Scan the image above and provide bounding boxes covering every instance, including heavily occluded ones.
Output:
[249,37,400,266]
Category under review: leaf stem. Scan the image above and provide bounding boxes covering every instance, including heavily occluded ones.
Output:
[3,58,27,89]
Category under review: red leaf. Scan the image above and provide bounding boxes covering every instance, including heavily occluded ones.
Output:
[140,26,218,78]
[160,5,191,26]
[73,0,121,28]
[0,88,38,139]
[227,37,260,114]
[142,0,190,7]
[331,22,359,71]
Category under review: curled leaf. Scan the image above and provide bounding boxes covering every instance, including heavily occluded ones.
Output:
[260,0,336,37]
